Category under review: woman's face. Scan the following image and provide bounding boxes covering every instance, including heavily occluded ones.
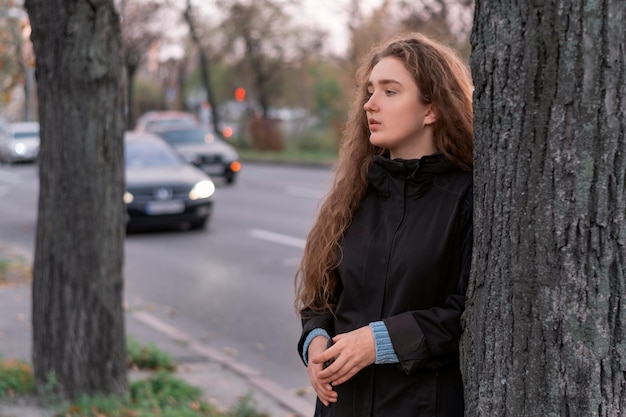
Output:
[364,56,437,159]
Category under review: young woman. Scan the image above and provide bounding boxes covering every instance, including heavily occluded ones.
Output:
[295,32,474,416]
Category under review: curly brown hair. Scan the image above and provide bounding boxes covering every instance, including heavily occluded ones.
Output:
[295,32,473,314]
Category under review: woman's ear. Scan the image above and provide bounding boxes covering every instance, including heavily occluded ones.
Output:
[424,105,438,126]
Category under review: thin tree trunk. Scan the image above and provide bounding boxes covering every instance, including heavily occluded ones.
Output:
[126,62,137,129]
[462,1,626,415]
[25,0,127,399]
[184,0,222,137]
[177,56,188,111]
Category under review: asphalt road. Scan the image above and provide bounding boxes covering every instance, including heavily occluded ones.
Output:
[0,161,333,392]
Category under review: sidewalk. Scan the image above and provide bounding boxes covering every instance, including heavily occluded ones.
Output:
[0,284,316,417]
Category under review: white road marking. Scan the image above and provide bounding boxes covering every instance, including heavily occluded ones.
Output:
[250,229,306,249]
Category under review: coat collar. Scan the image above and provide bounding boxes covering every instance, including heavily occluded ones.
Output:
[367,152,457,198]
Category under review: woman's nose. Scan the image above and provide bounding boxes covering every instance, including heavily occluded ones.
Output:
[364,95,377,112]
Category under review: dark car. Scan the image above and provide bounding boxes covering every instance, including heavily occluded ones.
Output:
[124,132,216,231]
[150,125,241,184]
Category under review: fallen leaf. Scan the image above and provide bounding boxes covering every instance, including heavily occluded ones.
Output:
[222,346,238,357]
[294,387,313,396]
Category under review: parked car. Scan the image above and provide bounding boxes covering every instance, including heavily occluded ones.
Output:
[134,111,198,133]
[0,121,40,164]
[151,125,241,185]
[124,131,216,231]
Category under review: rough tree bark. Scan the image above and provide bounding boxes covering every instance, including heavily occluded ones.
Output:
[462,1,626,416]
[24,0,127,399]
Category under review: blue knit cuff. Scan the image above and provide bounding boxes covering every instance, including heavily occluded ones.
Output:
[369,321,399,364]
[302,328,330,366]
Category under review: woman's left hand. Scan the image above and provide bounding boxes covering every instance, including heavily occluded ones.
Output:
[311,325,376,386]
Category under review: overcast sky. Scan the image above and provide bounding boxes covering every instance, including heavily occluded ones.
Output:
[297,0,384,54]
[158,0,385,59]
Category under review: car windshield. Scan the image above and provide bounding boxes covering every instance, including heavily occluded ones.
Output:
[13,131,39,139]
[145,119,196,131]
[159,129,220,146]
[125,141,183,168]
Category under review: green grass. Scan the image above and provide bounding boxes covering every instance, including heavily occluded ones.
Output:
[131,371,203,409]
[238,147,337,166]
[64,372,212,417]
[234,126,340,166]
[60,372,269,417]
[0,357,35,398]
[0,343,269,417]
[0,246,31,285]
[127,336,176,371]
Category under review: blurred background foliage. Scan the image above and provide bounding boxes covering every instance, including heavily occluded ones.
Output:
[0,0,473,157]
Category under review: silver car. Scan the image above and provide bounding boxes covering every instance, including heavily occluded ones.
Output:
[151,125,242,185]
[0,121,40,164]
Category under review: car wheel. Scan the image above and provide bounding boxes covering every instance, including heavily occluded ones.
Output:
[224,170,237,185]
[190,218,208,230]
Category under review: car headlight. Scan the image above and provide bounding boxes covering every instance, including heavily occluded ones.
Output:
[123,191,134,204]
[14,143,26,155]
[189,180,215,200]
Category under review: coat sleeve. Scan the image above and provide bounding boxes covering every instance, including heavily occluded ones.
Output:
[383,185,473,374]
[297,308,335,366]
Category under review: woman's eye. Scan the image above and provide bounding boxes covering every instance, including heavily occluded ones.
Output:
[385,90,396,96]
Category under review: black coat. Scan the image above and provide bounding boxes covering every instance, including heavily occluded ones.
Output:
[299,154,473,417]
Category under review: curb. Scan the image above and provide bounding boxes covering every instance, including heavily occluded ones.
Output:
[132,311,315,417]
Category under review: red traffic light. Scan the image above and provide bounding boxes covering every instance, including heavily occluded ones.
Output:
[234,87,246,102]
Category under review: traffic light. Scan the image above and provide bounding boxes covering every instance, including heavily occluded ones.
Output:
[234,87,246,102]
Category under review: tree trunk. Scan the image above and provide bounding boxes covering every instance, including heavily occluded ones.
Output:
[184,0,222,137]
[24,0,127,399]
[126,62,137,130]
[462,1,626,415]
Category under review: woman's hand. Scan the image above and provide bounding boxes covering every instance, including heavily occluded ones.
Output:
[311,326,376,387]
[307,336,338,406]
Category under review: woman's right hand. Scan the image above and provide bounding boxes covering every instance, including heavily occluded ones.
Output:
[307,336,338,406]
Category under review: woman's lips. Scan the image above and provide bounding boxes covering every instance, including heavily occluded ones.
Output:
[368,118,381,130]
